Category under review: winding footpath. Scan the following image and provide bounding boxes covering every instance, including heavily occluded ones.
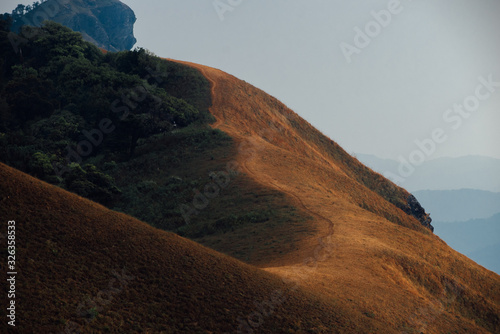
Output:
[170,59,335,257]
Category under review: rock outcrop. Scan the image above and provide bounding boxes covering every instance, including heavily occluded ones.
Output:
[407,194,434,232]
[12,0,136,52]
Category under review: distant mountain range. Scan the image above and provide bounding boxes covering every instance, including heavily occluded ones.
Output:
[413,189,500,222]
[357,156,500,275]
[356,154,500,192]
[414,189,500,275]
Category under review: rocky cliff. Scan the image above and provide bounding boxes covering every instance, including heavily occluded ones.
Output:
[12,0,136,52]
[407,194,434,231]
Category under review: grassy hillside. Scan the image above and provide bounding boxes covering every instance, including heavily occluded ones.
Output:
[108,124,314,266]
[1,17,499,333]
[171,60,500,333]
[0,21,315,266]
[176,60,432,233]
[0,162,391,333]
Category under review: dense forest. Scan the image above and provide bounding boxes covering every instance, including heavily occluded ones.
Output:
[0,17,215,207]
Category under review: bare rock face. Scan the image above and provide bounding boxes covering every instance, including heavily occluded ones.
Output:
[12,0,136,52]
[407,194,434,232]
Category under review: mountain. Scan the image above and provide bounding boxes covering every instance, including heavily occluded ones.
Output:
[10,0,136,51]
[413,189,500,222]
[164,59,499,333]
[434,213,500,275]
[1,22,500,333]
[356,154,500,192]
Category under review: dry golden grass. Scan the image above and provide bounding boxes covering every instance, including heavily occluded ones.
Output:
[170,59,500,333]
[0,162,393,333]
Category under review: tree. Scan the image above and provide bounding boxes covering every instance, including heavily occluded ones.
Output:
[4,65,55,122]
[30,109,83,141]
[65,163,121,205]
[12,4,26,18]
[27,22,87,66]
[0,14,13,32]
[29,151,57,181]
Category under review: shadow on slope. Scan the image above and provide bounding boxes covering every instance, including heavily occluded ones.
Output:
[0,162,389,333]
[170,60,500,334]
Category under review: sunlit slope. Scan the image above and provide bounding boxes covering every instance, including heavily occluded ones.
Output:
[171,60,430,234]
[171,60,500,333]
[0,162,399,333]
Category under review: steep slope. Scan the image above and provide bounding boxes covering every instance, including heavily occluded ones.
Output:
[0,162,393,333]
[172,60,432,232]
[169,60,500,333]
[108,127,318,268]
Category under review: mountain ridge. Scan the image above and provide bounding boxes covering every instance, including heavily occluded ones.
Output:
[165,59,500,332]
[171,59,433,233]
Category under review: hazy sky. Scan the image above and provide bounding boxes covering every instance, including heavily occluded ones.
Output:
[2,0,500,160]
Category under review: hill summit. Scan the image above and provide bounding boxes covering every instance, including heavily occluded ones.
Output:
[9,0,136,51]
